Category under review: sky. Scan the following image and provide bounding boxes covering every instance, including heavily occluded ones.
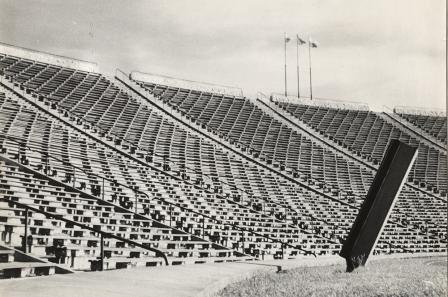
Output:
[0,0,445,111]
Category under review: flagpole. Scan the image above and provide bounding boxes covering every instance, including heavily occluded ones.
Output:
[308,39,313,100]
[296,38,300,98]
[284,32,288,97]
[296,37,300,98]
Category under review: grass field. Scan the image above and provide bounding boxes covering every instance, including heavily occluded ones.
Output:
[214,256,447,297]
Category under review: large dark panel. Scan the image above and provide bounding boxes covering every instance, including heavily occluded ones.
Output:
[340,139,418,272]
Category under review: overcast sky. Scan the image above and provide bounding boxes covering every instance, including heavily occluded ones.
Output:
[0,0,445,110]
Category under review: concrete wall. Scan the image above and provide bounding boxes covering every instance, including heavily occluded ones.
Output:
[131,71,243,97]
[0,43,99,73]
[270,93,369,111]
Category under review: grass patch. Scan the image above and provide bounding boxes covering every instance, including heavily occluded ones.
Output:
[214,257,447,297]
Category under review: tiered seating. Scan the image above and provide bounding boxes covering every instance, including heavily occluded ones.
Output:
[5,65,439,256]
[275,102,447,194]
[0,160,248,269]
[395,111,447,143]
[132,82,370,197]
[131,79,446,238]
[0,47,445,269]
[0,90,345,259]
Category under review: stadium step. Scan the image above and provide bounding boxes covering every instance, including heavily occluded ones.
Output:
[0,244,72,279]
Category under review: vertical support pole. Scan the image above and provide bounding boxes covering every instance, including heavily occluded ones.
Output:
[23,206,28,253]
[73,167,76,189]
[202,216,205,238]
[285,207,288,258]
[284,32,288,97]
[102,177,105,201]
[296,36,300,98]
[308,41,313,100]
[241,230,244,252]
[169,204,172,227]
[100,234,104,272]
[46,154,49,175]
[135,192,138,214]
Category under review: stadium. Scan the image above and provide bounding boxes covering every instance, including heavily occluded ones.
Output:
[0,1,446,297]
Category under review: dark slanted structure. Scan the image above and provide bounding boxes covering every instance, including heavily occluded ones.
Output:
[340,140,418,272]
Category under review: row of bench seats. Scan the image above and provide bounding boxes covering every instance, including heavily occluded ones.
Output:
[275,101,447,194]
[395,111,447,143]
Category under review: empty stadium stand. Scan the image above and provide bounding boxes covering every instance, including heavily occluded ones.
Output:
[0,44,446,278]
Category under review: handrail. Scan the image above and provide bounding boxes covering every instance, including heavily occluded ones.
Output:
[0,197,169,266]
[0,133,321,257]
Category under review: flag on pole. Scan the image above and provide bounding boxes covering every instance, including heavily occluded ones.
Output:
[297,35,306,45]
[309,38,318,48]
[284,33,291,43]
